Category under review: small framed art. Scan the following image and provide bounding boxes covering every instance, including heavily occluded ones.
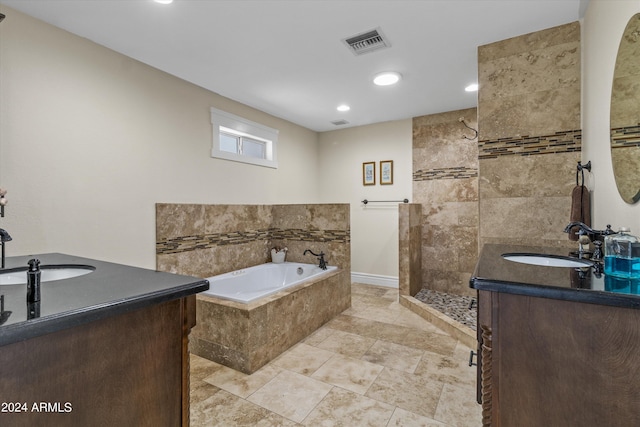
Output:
[363,162,375,186]
[380,160,393,185]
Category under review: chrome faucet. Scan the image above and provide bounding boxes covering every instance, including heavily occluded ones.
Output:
[0,228,11,269]
[304,249,327,270]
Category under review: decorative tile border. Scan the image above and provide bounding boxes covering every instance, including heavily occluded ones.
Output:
[611,124,640,149]
[271,228,350,242]
[157,228,350,255]
[413,166,478,182]
[478,129,581,159]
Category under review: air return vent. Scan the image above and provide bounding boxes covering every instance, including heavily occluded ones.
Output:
[331,120,349,126]
[343,27,390,56]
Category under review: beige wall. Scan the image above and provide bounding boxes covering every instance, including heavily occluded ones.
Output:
[318,120,413,282]
[0,6,320,269]
[583,0,640,233]
[3,1,639,283]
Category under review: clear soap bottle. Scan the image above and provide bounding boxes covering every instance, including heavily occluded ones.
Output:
[604,227,640,279]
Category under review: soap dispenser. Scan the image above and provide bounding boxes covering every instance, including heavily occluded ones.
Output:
[604,227,640,279]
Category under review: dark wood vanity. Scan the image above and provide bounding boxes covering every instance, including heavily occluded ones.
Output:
[0,253,208,427]
[471,244,640,427]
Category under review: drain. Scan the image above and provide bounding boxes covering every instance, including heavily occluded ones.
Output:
[296,267,304,275]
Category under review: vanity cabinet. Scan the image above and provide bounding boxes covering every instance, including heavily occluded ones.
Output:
[476,290,640,426]
[0,253,207,427]
[472,244,640,427]
[0,296,196,427]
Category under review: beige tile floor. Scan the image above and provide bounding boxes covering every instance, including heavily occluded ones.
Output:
[190,283,482,426]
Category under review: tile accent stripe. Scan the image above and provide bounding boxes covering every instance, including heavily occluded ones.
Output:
[157,228,350,255]
[611,124,640,149]
[271,228,350,242]
[478,129,581,159]
[413,166,478,182]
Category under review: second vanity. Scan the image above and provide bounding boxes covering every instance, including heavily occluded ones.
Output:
[0,253,209,427]
[470,244,640,427]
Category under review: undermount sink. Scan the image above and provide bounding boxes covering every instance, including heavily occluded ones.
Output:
[0,265,95,285]
[502,253,593,268]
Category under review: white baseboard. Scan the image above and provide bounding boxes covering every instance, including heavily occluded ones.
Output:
[350,272,398,288]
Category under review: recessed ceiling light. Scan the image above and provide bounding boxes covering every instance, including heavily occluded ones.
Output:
[154,0,174,4]
[465,83,479,92]
[373,71,401,86]
[337,104,351,112]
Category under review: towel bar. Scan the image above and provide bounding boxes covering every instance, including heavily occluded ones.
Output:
[362,199,409,204]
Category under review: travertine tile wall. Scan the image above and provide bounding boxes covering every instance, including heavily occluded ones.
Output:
[156,203,351,374]
[156,203,350,277]
[478,21,581,250]
[398,203,422,296]
[411,22,582,296]
[412,108,479,296]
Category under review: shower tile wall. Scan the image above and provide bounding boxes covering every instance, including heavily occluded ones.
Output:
[412,108,479,297]
[478,21,581,249]
[399,203,422,297]
[156,203,350,278]
[411,21,581,297]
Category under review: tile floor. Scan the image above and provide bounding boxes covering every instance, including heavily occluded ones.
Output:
[190,283,482,426]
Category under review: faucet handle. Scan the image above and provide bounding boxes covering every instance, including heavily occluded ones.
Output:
[592,241,603,261]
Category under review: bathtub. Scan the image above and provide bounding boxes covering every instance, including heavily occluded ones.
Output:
[203,262,338,303]
[192,261,350,373]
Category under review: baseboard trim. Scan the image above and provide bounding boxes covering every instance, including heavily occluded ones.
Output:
[350,272,398,288]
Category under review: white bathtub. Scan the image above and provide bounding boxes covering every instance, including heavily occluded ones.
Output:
[203,262,338,303]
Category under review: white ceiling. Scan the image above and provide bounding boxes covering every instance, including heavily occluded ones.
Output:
[0,0,588,132]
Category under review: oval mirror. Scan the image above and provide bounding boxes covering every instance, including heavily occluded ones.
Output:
[610,13,640,204]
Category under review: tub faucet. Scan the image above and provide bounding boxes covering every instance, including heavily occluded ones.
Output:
[304,249,327,270]
[0,228,11,269]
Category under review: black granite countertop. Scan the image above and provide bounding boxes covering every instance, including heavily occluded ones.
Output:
[0,253,209,346]
[470,244,640,309]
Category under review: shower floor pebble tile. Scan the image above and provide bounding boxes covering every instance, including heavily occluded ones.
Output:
[414,288,477,331]
[190,283,481,426]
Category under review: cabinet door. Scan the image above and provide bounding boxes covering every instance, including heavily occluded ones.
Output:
[496,292,640,426]
[0,299,187,427]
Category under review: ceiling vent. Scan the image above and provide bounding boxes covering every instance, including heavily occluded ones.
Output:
[331,119,349,126]
[343,28,390,56]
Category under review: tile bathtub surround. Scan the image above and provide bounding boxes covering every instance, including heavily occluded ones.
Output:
[190,269,351,374]
[190,283,481,426]
[157,203,352,373]
[156,203,350,277]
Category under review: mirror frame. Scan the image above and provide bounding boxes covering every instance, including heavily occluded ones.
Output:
[610,13,640,204]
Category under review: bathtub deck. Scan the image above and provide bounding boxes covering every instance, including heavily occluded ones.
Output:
[190,267,350,374]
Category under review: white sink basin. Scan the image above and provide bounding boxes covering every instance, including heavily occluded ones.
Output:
[0,265,95,285]
[502,253,593,268]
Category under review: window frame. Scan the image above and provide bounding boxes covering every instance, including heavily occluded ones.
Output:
[210,107,278,168]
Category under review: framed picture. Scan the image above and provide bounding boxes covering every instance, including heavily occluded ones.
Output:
[362,162,375,186]
[380,160,393,185]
